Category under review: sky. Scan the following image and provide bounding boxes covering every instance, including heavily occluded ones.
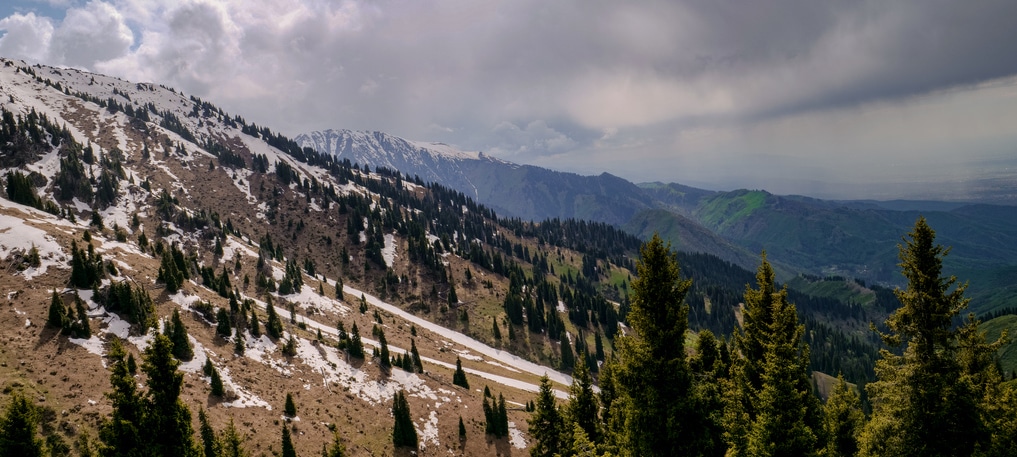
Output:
[2,0,1016,201]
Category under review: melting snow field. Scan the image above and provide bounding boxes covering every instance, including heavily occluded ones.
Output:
[0,208,69,279]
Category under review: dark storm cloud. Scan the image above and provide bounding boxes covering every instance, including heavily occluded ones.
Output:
[2,0,1016,199]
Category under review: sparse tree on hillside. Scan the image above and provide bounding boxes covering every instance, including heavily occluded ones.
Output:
[168,309,194,361]
[528,375,563,457]
[392,391,417,448]
[453,357,469,389]
[284,393,297,418]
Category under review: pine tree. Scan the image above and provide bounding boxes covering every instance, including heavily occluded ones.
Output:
[219,417,246,457]
[377,328,391,368]
[265,300,283,339]
[410,339,423,373]
[452,357,469,388]
[210,366,225,397]
[99,338,144,455]
[559,332,576,372]
[824,374,864,457]
[199,408,218,457]
[169,309,194,361]
[745,271,820,457]
[859,217,985,457]
[323,430,346,457]
[608,234,711,456]
[284,393,297,418]
[565,357,599,444]
[280,424,296,457]
[348,322,364,359]
[216,308,232,338]
[528,375,563,457]
[47,290,66,330]
[0,392,44,457]
[141,333,197,456]
[458,416,467,442]
[391,390,417,448]
[72,295,91,338]
[158,249,183,293]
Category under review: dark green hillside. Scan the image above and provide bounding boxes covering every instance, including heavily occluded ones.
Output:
[981,314,1017,378]
[678,190,1017,312]
[460,161,655,226]
[623,209,756,269]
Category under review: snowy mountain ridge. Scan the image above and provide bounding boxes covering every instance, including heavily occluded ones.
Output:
[295,128,504,200]
[1,57,617,455]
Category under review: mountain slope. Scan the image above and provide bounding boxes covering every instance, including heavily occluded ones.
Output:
[5,59,627,455]
[296,129,658,226]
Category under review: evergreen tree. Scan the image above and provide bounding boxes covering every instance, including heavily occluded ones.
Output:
[608,234,711,456]
[210,366,225,397]
[47,290,66,330]
[141,333,197,456]
[0,392,44,457]
[158,249,183,293]
[745,269,820,457]
[391,390,417,448]
[458,416,467,442]
[859,217,985,457]
[99,338,145,455]
[280,424,296,457]
[284,393,297,418]
[323,430,346,457]
[559,332,575,372]
[377,328,391,368]
[823,374,864,457]
[452,357,469,389]
[72,295,92,338]
[219,418,246,457]
[448,281,458,305]
[528,375,563,457]
[169,309,194,361]
[347,322,364,359]
[216,308,232,338]
[565,357,599,444]
[265,300,283,339]
[199,408,218,457]
[410,339,423,373]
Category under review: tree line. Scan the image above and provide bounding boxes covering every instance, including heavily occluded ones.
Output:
[525,218,1017,457]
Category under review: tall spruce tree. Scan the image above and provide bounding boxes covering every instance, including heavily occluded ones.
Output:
[142,333,198,456]
[0,392,44,457]
[565,357,599,444]
[452,357,469,389]
[823,374,864,457]
[726,255,824,457]
[99,338,145,455]
[745,273,820,457]
[391,391,417,448]
[528,375,563,457]
[859,217,984,457]
[608,234,711,456]
[168,309,194,361]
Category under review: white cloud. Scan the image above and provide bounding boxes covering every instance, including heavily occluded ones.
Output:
[2,0,1016,199]
[50,1,133,68]
[0,12,54,63]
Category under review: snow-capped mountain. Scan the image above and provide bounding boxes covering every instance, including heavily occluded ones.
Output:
[3,58,622,455]
[295,129,497,202]
[297,129,662,226]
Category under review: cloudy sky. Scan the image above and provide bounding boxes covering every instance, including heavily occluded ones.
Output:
[2,0,1016,200]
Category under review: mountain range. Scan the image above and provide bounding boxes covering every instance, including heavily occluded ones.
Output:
[297,129,1017,315]
[1,58,1015,455]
